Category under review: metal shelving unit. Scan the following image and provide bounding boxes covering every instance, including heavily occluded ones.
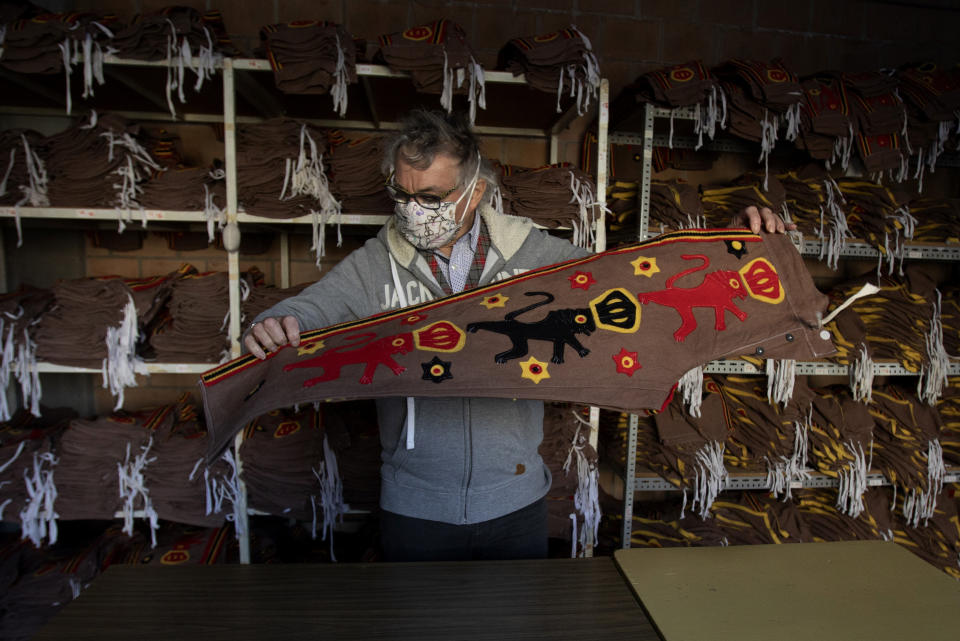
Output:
[1,55,608,561]
[613,102,960,549]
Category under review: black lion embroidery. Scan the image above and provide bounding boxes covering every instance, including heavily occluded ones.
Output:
[466,291,596,364]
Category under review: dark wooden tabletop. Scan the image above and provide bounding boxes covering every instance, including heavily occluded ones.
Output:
[34,557,659,640]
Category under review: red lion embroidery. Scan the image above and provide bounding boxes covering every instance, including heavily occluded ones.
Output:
[637,254,748,342]
[283,331,414,386]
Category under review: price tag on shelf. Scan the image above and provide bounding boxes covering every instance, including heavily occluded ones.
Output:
[77,209,96,218]
[174,364,190,373]
[0,208,15,217]
[145,210,164,220]
[907,250,922,259]
[867,478,884,487]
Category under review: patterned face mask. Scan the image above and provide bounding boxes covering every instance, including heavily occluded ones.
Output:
[393,160,481,250]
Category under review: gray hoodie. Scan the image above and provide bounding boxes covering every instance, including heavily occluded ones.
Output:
[252,204,590,524]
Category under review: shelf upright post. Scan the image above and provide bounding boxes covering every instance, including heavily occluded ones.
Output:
[638,102,655,241]
[223,58,242,360]
[621,413,639,548]
[594,78,609,256]
[222,57,252,564]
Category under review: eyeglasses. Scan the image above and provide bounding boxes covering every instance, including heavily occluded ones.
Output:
[385,172,459,210]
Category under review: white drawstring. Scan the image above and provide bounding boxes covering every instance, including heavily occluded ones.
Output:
[389,254,416,449]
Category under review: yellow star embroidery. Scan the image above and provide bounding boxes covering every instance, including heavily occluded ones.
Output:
[519,356,550,384]
[481,294,509,309]
[297,340,325,356]
[631,256,660,277]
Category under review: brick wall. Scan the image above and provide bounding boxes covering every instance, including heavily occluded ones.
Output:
[14,0,960,411]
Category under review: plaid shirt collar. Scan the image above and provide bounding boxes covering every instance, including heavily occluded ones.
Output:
[419,212,489,296]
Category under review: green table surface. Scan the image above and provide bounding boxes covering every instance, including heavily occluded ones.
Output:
[615,540,960,641]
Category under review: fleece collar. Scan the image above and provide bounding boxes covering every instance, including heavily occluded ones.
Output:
[385,202,533,269]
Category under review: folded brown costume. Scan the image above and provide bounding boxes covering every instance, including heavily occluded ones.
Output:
[111,7,238,118]
[714,58,803,188]
[260,21,357,116]
[497,26,600,116]
[0,128,48,208]
[375,19,486,123]
[237,119,337,221]
[326,130,393,216]
[0,8,122,116]
[897,62,960,188]
[495,162,599,247]
[200,229,834,460]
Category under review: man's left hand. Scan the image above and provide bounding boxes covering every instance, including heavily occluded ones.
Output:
[730,205,797,234]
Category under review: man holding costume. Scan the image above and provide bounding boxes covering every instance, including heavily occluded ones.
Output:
[244,108,790,562]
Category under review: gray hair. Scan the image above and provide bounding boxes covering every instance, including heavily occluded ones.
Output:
[382,109,498,205]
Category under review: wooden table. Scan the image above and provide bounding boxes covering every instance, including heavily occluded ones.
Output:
[615,540,960,641]
[34,557,658,640]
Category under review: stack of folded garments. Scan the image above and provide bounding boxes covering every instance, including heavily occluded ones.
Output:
[237,119,337,219]
[807,385,877,516]
[323,400,381,508]
[869,384,946,528]
[539,403,599,552]
[0,129,49,208]
[143,394,232,527]
[909,198,960,245]
[0,408,73,543]
[0,8,122,115]
[34,276,133,367]
[0,286,55,419]
[836,177,914,270]
[496,162,599,247]
[778,164,852,268]
[700,172,786,228]
[940,291,960,360]
[897,62,960,184]
[111,7,238,117]
[707,375,815,493]
[148,270,235,362]
[937,376,960,466]
[112,7,237,60]
[326,130,393,215]
[892,488,960,579]
[137,128,226,217]
[55,404,176,538]
[646,384,730,517]
[714,59,803,187]
[794,487,892,543]
[796,73,855,165]
[497,26,600,116]
[838,70,908,178]
[610,60,724,144]
[238,405,327,521]
[260,21,357,116]
[375,20,485,122]
[825,266,946,398]
[138,164,224,212]
[242,282,308,324]
[648,179,703,231]
[45,113,164,212]
[239,405,347,555]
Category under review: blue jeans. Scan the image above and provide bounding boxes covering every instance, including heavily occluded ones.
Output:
[380,497,548,562]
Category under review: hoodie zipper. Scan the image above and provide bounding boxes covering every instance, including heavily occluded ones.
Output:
[462,398,473,524]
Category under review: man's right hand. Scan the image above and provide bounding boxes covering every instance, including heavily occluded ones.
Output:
[244,316,300,359]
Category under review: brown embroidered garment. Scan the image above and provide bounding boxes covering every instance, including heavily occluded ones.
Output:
[200,229,834,460]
